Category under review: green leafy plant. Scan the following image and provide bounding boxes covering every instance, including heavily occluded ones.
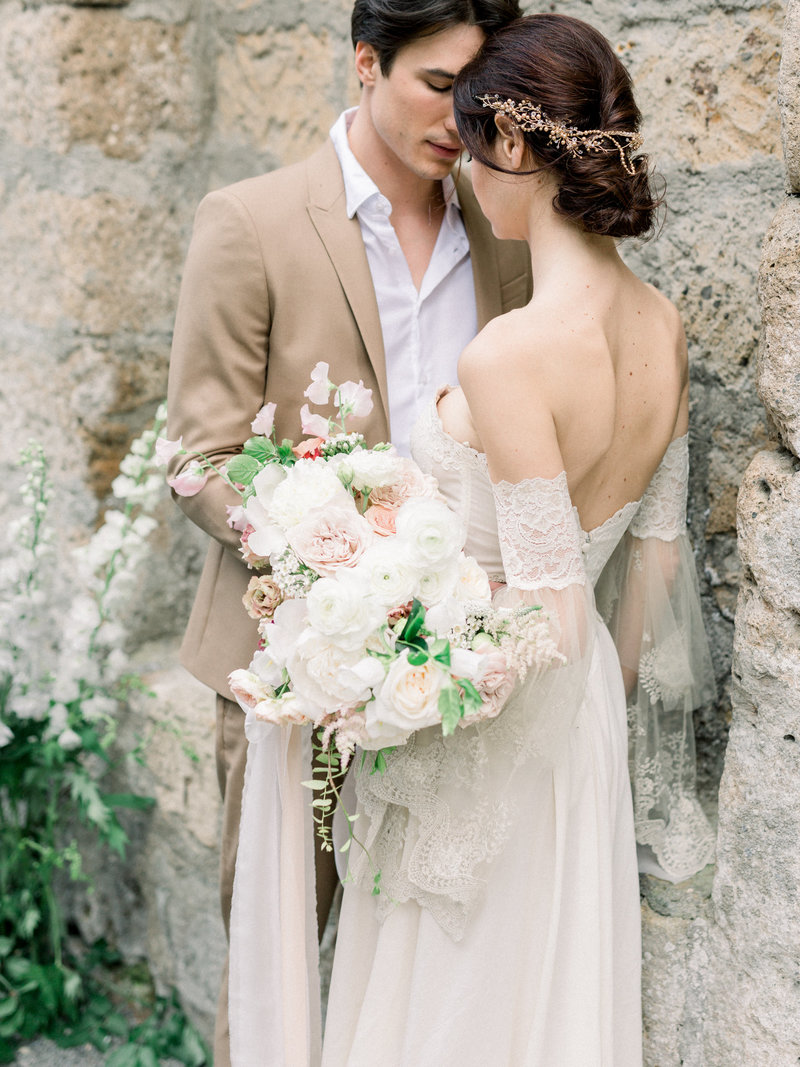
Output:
[0,407,206,1063]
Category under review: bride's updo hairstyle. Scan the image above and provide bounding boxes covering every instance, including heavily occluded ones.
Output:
[453,14,662,238]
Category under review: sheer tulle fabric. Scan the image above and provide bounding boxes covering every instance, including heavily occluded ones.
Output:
[595,529,716,881]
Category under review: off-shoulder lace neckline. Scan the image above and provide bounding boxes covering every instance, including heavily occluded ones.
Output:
[429,392,687,539]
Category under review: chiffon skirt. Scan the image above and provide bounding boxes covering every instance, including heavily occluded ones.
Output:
[321,625,643,1067]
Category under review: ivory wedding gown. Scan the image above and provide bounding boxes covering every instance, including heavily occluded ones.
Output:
[228,395,716,1067]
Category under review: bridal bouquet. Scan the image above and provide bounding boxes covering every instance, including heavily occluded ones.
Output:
[159,365,561,848]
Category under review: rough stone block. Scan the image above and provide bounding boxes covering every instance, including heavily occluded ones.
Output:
[737,447,800,611]
[0,181,183,334]
[780,0,800,191]
[213,24,345,165]
[0,6,202,159]
[757,198,800,456]
[621,5,782,170]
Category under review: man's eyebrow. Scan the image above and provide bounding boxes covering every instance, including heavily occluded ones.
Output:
[420,66,457,79]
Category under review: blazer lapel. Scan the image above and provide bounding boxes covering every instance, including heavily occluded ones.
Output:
[305,141,390,430]
[456,172,503,330]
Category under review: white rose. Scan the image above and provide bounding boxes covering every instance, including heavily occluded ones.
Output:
[305,571,385,651]
[345,447,403,492]
[394,497,464,569]
[269,460,350,530]
[358,541,419,608]
[228,668,276,712]
[366,650,444,738]
[455,553,492,604]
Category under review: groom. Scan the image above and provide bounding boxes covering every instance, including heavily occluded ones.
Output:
[166,0,528,1061]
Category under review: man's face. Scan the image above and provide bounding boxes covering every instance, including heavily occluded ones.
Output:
[356,23,486,183]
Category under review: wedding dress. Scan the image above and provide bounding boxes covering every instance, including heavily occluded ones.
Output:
[227,395,716,1067]
[319,398,716,1067]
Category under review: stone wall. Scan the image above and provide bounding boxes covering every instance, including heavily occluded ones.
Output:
[0,0,788,1053]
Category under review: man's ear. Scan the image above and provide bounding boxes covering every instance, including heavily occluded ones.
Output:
[494,115,527,172]
[354,41,380,88]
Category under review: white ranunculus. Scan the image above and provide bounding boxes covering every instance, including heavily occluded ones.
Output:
[416,562,459,607]
[345,447,402,492]
[286,631,383,712]
[366,650,444,739]
[260,599,309,667]
[455,553,493,604]
[394,497,464,569]
[269,460,350,530]
[305,572,384,651]
[357,541,418,608]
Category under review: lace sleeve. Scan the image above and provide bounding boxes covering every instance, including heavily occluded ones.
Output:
[629,435,688,541]
[595,435,717,883]
[493,472,586,590]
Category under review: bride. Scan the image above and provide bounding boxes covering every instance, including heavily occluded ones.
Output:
[320,14,715,1067]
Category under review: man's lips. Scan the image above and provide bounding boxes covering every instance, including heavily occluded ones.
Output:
[428,141,461,159]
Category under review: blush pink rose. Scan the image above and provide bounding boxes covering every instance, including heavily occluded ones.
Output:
[287,505,374,577]
[463,649,516,724]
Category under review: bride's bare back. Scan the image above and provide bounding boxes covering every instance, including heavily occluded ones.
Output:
[439,259,688,533]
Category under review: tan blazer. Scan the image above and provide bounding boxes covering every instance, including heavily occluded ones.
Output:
[167,139,531,697]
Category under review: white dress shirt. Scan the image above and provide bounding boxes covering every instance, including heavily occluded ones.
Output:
[330,109,478,456]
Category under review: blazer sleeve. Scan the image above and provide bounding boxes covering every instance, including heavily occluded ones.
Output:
[166,188,271,554]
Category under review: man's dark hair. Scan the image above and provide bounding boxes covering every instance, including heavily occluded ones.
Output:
[351,0,522,75]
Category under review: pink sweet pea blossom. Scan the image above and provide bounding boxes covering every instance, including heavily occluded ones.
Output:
[251,402,277,436]
[300,404,331,438]
[154,436,184,466]
[167,460,209,497]
[226,504,249,531]
[304,362,333,405]
[336,380,373,419]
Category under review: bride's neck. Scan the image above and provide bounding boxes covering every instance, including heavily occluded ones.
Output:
[524,205,623,292]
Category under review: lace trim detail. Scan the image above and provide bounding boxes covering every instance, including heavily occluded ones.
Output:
[410,393,488,478]
[629,435,688,542]
[350,726,513,941]
[493,473,586,591]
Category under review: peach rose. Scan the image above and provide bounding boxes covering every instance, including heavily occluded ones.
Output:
[364,504,397,537]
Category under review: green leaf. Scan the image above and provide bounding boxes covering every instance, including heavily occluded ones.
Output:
[224,455,261,485]
[430,638,450,664]
[407,644,433,661]
[459,678,483,714]
[0,998,18,1021]
[242,437,277,462]
[300,780,327,791]
[438,684,463,737]
[0,938,13,958]
[105,1045,141,1067]
[372,750,387,774]
[400,599,426,644]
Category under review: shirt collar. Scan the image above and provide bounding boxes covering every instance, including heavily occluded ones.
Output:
[330,108,463,223]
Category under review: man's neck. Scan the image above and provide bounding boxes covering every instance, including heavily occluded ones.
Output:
[346,107,445,221]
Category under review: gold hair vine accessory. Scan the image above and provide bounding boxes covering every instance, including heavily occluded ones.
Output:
[476,93,643,177]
